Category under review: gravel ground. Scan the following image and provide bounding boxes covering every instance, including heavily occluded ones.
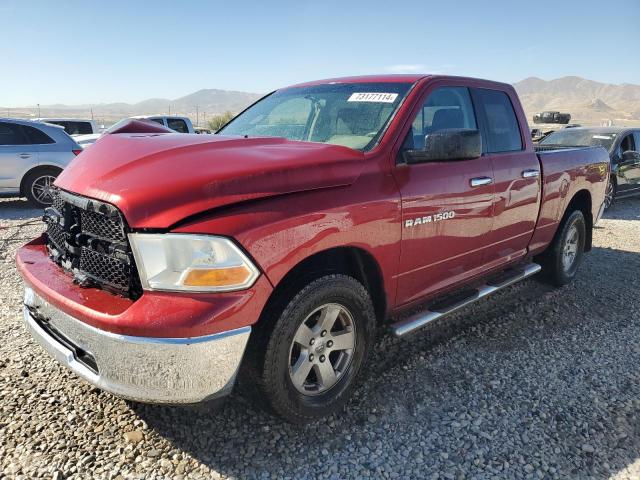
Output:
[1,196,640,480]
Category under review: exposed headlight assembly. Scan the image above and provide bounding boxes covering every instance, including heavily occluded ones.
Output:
[128,234,259,292]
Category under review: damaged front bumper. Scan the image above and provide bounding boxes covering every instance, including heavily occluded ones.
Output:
[23,286,251,404]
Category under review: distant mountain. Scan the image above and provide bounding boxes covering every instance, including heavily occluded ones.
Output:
[514,76,640,126]
[171,89,262,113]
[587,98,614,112]
[6,77,640,128]
[4,89,263,126]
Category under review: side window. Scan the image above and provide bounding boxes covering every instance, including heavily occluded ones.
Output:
[620,133,636,153]
[22,125,55,144]
[0,122,28,146]
[149,118,165,126]
[403,87,477,150]
[63,121,92,135]
[55,121,72,134]
[634,132,640,152]
[76,122,93,135]
[167,118,189,133]
[474,89,523,153]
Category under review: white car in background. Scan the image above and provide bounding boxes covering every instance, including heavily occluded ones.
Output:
[0,118,82,207]
[75,115,194,148]
[34,118,99,136]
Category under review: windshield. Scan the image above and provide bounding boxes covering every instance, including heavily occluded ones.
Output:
[219,82,413,151]
[540,129,618,151]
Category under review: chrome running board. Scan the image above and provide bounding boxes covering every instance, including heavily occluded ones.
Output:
[391,263,542,338]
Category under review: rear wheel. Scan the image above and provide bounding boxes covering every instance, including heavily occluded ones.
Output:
[24,167,60,208]
[249,274,375,423]
[539,209,586,286]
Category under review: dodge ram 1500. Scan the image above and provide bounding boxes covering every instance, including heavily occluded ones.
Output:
[17,74,609,423]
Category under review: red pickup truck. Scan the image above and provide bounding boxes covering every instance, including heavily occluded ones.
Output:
[17,75,609,423]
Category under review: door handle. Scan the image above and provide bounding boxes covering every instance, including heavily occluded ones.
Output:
[470,176,493,187]
[522,169,540,178]
[19,153,31,159]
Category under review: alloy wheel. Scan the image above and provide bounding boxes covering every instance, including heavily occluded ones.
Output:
[603,181,614,209]
[288,303,356,396]
[562,224,580,272]
[31,175,56,205]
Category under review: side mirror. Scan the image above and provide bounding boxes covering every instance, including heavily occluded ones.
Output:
[403,129,482,164]
[621,150,640,162]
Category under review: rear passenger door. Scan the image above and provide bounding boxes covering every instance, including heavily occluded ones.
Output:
[0,122,38,190]
[471,88,541,269]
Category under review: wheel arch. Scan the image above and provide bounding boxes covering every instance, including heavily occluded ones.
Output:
[258,246,388,328]
[19,164,62,196]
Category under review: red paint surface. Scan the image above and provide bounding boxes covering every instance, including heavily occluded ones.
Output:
[55,134,364,228]
[18,75,609,337]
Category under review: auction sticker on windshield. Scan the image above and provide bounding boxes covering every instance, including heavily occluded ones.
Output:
[348,92,398,103]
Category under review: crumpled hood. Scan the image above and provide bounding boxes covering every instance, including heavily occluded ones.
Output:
[55,133,365,228]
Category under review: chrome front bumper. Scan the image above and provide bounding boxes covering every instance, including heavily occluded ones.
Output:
[22,287,251,404]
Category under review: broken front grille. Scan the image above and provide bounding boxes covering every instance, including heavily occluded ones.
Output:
[43,188,142,299]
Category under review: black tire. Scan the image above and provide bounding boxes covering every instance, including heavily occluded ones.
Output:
[539,209,586,286]
[604,176,616,209]
[247,274,375,423]
[23,167,60,208]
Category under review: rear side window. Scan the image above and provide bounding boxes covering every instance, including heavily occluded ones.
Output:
[44,121,92,135]
[0,122,27,145]
[50,121,72,133]
[473,89,523,153]
[23,125,55,144]
[167,118,189,133]
[67,121,92,135]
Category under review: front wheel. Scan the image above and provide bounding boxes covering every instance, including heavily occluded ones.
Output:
[251,274,375,423]
[539,209,586,286]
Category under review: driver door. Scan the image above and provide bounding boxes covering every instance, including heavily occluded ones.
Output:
[393,85,494,306]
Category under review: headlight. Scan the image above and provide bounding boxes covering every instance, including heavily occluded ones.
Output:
[128,234,260,292]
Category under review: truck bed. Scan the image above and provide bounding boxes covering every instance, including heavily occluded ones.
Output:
[535,145,609,168]
[528,145,609,255]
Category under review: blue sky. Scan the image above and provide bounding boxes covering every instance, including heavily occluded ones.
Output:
[1,0,638,106]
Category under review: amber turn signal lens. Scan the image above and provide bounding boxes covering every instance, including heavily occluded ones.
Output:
[183,266,253,287]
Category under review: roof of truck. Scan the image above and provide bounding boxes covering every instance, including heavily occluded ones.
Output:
[288,74,430,88]
[286,74,513,91]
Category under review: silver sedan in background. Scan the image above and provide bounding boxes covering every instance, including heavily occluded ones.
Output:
[0,118,82,207]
